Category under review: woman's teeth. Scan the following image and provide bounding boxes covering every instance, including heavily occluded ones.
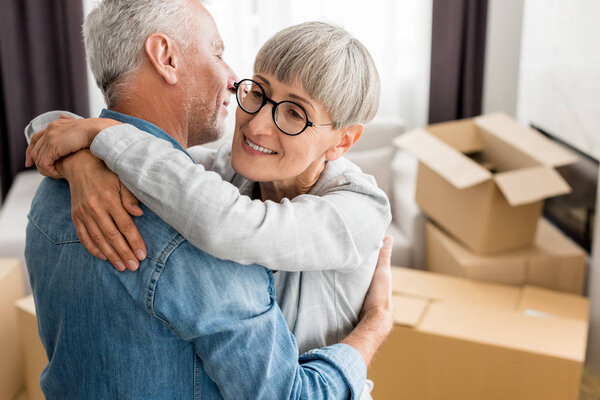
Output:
[246,137,276,154]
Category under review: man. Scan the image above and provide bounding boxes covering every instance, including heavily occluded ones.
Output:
[25,1,393,399]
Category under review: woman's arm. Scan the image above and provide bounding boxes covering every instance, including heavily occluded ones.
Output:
[91,124,392,272]
[27,111,391,272]
[25,112,121,177]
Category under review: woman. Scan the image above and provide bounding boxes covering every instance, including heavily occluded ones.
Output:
[27,21,390,395]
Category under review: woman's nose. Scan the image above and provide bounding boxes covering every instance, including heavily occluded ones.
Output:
[247,104,278,136]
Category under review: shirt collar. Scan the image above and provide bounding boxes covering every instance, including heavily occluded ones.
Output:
[99,109,193,160]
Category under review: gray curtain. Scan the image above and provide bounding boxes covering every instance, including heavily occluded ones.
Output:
[428,0,488,124]
[0,0,89,200]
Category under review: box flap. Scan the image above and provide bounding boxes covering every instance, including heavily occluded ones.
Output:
[394,129,491,189]
[420,302,588,362]
[517,286,589,322]
[426,119,483,153]
[494,166,571,206]
[392,295,429,327]
[14,295,36,316]
[391,267,520,311]
[474,113,578,167]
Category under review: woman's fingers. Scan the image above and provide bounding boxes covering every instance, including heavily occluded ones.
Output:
[360,236,394,322]
[111,203,146,262]
[118,184,146,260]
[27,129,45,168]
[120,185,144,217]
[28,118,97,176]
[25,129,45,167]
[65,152,143,272]
[90,204,140,271]
[32,135,60,178]
[78,213,128,272]
[378,236,394,267]
[73,216,107,261]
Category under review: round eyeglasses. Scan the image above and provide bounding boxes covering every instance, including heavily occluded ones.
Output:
[234,79,335,136]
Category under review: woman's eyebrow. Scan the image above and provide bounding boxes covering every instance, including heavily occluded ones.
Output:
[289,94,316,112]
[254,74,270,85]
[254,74,316,112]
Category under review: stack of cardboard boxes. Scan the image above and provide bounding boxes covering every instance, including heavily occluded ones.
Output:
[0,259,25,400]
[396,112,586,294]
[0,258,47,400]
[367,113,590,399]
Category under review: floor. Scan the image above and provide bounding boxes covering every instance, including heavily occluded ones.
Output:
[581,367,600,400]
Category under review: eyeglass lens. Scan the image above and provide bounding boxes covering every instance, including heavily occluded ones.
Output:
[236,80,308,135]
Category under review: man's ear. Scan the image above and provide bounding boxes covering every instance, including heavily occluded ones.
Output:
[324,124,364,161]
[144,33,179,85]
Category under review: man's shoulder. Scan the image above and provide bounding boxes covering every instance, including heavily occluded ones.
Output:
[28,177,79,243]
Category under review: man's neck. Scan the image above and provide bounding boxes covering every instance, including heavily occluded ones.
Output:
[111,101,189,149]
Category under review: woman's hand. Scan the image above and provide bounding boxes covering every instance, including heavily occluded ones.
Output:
[359,236,394,329]
[25,114,121,178]
[58,150,147,271]
[342,236,394,366]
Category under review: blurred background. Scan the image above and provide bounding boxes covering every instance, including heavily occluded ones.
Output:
[2,0,598,198]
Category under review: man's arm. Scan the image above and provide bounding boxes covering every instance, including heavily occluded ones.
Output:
[152,238,394,400]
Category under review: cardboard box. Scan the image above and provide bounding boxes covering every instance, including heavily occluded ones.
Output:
[15,295,47,400]
[394,112,577,254]
[0,259,26,400]
[426,219,587,294]
[368,267,589,400]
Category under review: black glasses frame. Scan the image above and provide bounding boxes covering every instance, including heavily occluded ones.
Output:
[233,79,334,136]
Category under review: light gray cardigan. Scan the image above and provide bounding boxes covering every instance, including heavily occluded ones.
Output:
[27,112,391,355]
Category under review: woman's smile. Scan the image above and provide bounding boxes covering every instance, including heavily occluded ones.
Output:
[242,135,278,155]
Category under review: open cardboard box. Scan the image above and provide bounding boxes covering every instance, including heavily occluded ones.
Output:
[0,259,26,400]
[394,112,578,254]
[426,218,587,294]
[368,267,589,400]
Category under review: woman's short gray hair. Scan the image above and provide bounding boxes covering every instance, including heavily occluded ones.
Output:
[83,0,202,107]
[254,22,381,129]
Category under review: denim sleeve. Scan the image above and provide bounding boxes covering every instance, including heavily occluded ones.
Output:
[152,243,366,400]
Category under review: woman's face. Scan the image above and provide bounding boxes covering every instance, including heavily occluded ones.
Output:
[231,74,342,183]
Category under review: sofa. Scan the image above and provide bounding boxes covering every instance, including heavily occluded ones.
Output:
[0,171,44,292]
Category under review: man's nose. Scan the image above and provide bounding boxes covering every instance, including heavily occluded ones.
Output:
[226,67,238,95]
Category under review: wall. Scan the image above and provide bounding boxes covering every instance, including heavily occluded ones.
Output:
[82,0,106,117]
[516,0,600,160]
[481,0,524,116]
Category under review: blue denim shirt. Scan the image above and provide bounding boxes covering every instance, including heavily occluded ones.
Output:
[25,110,366,399]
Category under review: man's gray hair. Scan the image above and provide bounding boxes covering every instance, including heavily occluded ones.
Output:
[83,0,202,107]
[254,22,381,129]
